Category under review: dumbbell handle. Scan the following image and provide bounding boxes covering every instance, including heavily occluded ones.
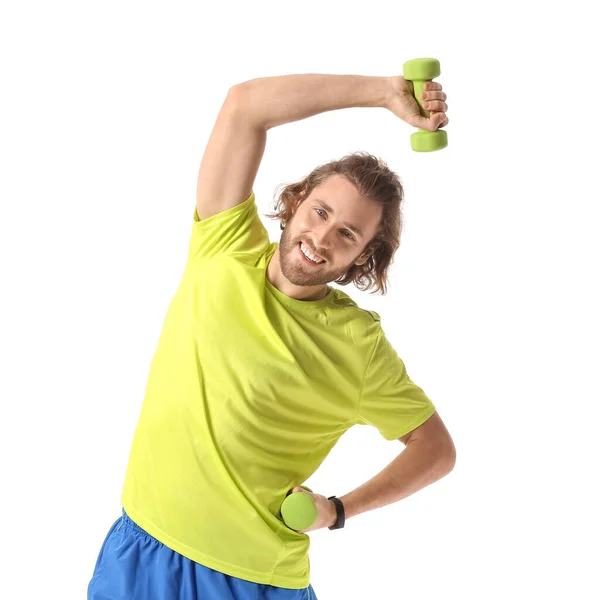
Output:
[411,79,430,126]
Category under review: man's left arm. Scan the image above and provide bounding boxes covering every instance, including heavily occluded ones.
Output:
[338,411,456,521]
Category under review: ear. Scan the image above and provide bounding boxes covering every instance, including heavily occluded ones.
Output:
[355,241,378,266]
[354,251,372,267]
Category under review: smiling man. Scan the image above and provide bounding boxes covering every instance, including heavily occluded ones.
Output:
[268,174,382,301]
[88,73,455,600]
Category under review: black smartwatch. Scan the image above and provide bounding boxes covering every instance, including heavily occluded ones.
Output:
[327,496,345,530]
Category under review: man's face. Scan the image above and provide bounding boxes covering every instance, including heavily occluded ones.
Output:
[278,175,383,287]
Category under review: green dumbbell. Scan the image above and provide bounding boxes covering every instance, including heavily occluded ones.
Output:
[402,58,448,152]
[280,485,318,531]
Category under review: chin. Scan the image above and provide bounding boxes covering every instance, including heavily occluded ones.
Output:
[282,268,320,287]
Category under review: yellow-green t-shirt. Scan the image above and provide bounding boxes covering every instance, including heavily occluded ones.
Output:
[121,191,436,589]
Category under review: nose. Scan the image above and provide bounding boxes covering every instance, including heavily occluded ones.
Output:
[312,223,336,255]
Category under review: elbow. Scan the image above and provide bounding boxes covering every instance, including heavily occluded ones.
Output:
[443,437,457,472]
[425,434,456,473]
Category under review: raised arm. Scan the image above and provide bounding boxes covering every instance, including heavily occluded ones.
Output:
[234,74,392,130]
[195,75,389,221]
[196,73,447,219]
[195,86,267,220]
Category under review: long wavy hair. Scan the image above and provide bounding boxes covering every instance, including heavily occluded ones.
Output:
[266,151,404,295]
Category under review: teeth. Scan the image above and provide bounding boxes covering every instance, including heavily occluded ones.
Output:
[301,242,323,263]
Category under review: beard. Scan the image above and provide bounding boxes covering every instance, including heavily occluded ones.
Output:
[278,224,353,287]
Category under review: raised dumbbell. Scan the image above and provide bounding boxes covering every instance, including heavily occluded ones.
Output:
[402,58,448,152]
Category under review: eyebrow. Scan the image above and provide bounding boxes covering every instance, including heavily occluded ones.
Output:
[314,199,364,239]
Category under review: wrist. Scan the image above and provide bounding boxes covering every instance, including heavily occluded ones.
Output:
[328,499,337,527]
[382,76,396,110]
[385,75,408,110]
[327,496,346,530]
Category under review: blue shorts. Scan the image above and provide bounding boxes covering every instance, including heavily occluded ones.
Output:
[88,509,319,600]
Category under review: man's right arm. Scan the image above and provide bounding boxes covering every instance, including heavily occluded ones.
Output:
[196,75,395,221]
[195,73,447,221]
[233,74,393,131]
[195,85,267,221]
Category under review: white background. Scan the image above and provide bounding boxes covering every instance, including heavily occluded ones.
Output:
[1,1,599,598]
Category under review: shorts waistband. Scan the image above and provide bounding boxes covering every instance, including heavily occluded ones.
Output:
[120,508,150,537]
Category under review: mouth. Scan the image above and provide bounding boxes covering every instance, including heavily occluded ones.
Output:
[297,241,326,265]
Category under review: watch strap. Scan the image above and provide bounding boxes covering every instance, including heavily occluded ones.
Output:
[327,496,345,530]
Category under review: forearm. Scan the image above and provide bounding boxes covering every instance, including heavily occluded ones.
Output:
[339,440,455,521]
[232,74,392,130]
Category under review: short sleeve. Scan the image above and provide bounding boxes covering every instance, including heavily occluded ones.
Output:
[357,329,436,441]
[187,191,270,262]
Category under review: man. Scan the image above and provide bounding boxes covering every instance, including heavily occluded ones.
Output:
[88,73,455,600]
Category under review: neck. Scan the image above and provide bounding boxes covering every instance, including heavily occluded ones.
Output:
[267,247,330,302]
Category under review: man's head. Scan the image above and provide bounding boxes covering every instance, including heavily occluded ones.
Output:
[276,174,382,289]
[267,152,404,295]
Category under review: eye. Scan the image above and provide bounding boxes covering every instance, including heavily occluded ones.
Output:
[314,207,354,241]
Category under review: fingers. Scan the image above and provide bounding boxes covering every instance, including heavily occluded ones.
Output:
[422,100,448,112]
[420,91,447,112]
[433,113,449,128]
[421,91,447,101]
[421,84,448,128]
[414,109,448,131]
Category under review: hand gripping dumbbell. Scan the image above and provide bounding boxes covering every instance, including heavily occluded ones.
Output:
[402,58,448,152]
[280,485,318,531]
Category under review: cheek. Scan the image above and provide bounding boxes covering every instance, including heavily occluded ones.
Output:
[296,209,313,226]
[290,214,311,236]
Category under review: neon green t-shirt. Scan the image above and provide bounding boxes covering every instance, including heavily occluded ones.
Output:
[121,191,436,589]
